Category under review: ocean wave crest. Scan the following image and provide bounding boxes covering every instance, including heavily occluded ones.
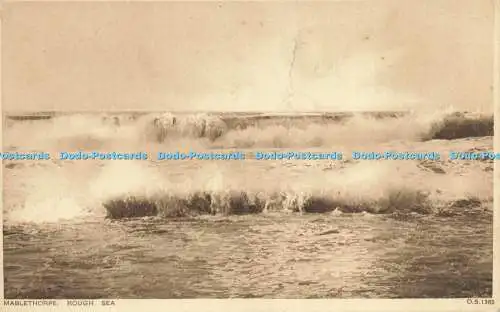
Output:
[102,189,490,219]
[4,110,493,151]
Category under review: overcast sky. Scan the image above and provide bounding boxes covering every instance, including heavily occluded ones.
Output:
[3,0,494,112]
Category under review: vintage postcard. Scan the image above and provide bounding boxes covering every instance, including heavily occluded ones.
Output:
[1,1,498,311]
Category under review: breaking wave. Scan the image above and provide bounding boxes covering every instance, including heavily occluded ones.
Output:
[95,158,492,220]
[3,155,493,224]
[3,110,493,224]
[9,154,492,224]
[102,189,490,219]
[4,110,493,151]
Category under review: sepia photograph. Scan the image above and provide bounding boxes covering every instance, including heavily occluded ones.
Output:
[1,0,496,303]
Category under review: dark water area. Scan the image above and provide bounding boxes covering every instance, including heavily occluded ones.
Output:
[3,212,492,299]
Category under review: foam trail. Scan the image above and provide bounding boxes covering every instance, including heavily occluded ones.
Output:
[89,161,170,201]
[5,166,95,223]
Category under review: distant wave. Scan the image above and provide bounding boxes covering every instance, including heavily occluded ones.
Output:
[422,112,493,140]
[3,110,494,151]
